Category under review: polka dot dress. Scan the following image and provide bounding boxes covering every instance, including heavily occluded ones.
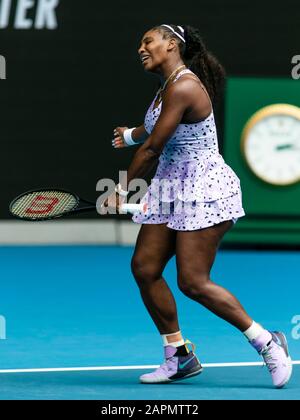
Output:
[132,69,246,231]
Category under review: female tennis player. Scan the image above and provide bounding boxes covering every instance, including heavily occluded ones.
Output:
[109,24,292,387]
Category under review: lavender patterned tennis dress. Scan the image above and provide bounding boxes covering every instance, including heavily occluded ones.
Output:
[132,69,245,231]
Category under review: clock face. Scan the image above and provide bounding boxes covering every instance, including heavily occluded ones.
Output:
[242,104,300,185]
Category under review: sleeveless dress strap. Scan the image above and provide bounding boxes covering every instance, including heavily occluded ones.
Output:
[172,68,213,110]
[172,68,194,82]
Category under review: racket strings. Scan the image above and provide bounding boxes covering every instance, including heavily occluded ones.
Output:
[11,191,78,220]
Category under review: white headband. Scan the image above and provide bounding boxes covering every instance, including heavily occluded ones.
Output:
[161,24,186,43]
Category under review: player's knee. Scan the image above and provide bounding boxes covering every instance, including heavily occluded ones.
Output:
[131,256,160,287]
[177,272,210,299]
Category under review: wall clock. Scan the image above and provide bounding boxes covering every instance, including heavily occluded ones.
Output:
[241,104,300,185]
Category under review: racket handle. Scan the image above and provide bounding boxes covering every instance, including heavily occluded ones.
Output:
[120,203,148,214]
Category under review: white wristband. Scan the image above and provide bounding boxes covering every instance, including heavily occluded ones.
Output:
[123,128,137,146]
[115,183,129,197]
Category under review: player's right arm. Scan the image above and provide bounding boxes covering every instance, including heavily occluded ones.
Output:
[112,124,148,148]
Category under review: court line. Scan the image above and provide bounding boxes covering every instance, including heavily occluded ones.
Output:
[0,361,299,374]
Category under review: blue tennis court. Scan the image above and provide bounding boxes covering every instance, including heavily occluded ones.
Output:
[0,246,299,400]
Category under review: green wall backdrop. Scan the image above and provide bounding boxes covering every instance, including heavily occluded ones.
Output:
[223,78,300,245]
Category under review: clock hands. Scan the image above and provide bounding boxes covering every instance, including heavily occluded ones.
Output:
[275,143,300,151]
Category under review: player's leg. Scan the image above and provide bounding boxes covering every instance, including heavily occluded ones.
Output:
[131,223,202,383]
[176,220,252,330]
[131,223,178,333]
[176,220,292,388]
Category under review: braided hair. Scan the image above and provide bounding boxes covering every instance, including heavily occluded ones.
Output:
[152,24,226,104]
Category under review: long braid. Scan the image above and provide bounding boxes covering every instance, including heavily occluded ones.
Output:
[153,24,226,104]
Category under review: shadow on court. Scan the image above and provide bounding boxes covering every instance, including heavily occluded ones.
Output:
[0,366,299,400]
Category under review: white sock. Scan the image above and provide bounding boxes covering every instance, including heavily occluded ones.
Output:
[161,331,185,347]
[243,321,265,341]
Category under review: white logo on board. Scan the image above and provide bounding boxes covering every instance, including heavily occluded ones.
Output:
[0,0,60,29]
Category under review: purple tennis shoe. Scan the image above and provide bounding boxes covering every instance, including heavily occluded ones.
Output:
[140,342,203,384]
[251,330,293,388]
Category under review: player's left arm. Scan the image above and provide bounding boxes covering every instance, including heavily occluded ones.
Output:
[124,80,193,186]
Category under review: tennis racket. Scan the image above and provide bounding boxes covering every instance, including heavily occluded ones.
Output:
[9,188,147,221]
